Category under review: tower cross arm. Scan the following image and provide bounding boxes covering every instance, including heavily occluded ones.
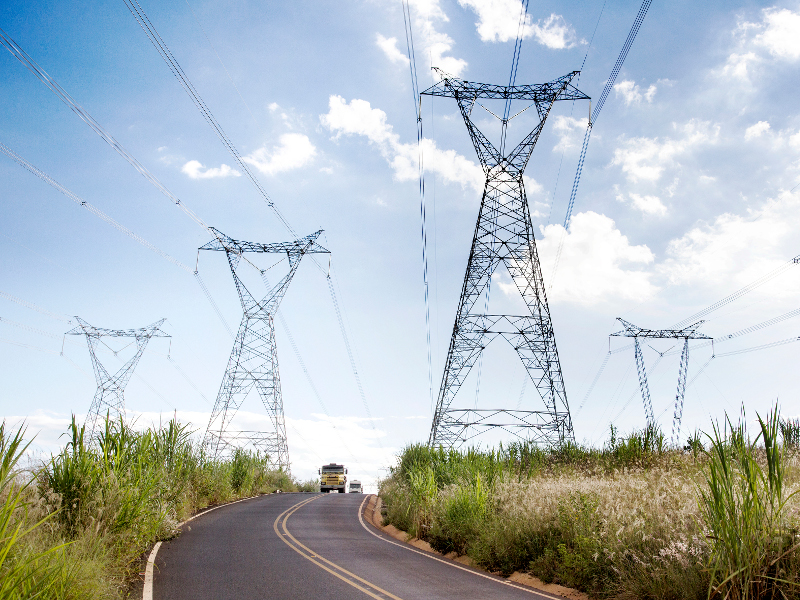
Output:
[66,317,170,338]
[421,69,589,103]
[200,228,330,255]
[610,317,712,340]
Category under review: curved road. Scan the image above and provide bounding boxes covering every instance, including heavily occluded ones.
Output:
[151,493,564,600]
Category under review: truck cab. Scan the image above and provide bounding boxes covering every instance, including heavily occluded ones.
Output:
[348,480,362,493]
[319,463,347,493]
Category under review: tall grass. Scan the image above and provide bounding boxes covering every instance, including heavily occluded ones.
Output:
[1,415,302,599]
[0,423,71,599]
[700,406,800,599]
[380,413,800,599]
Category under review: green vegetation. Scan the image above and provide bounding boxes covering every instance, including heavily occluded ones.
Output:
[380,408,800,599]
[0,416,301,599]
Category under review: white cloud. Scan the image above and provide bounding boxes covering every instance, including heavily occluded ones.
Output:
[745,120,771,140]
[376,34,409,65]
[754,8,800,60]
[529,13,581,49]
[718,52,760,82]
[610,120,719,183]
[619,192,668,217]
[552,115,589,153]
[457,1,580,49]
[242,133,317,176]
[614,80,657,106]
[320,95,484,192]
[659,190,800,299]
[181,160,241,179]
[537,211,657,306]
[716,8,800,86]
[406,0,467,76]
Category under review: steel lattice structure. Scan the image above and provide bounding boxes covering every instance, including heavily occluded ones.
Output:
[423,70,590,448]
[611,318,712,445]
[200,228,328,469]
[66,316,169,436]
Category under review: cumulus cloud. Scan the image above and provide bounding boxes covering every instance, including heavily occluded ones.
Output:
[716,8,800,85]
[614,80,657,106]
[535,211,657,306]
[610,120,719,183]
[242,133,317,176]
[551,116,589,153]
[529,14,581,49]
[717,51,760,82]
[392,0,466,75]
[181,160,241,179]
[320,95,484,192]
[458,1,580,49]
[753,8,800,60]
[376,34,409,65]
[618,192,667,217]
[660,190,800,292]
[745,120,771,140]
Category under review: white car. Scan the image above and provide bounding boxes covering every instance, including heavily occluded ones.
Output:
[348,480,362,493]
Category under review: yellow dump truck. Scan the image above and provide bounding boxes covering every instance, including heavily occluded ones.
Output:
[319,463,347,493]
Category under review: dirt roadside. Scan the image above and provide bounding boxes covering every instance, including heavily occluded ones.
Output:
[362,495,589,600]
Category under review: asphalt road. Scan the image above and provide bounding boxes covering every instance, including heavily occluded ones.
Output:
[152,493,563,600]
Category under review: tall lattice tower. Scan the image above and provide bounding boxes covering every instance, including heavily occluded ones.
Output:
[610,318,712,446]
[66,317,169,435]
[200,229,328,469]
[423,70,589,448]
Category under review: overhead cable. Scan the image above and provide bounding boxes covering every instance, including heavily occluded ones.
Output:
[0,290,72,323]
[401,0,434,411]
[123,1,380,438]
[0,141,193,273]
[671,255,800,329]
[0,140,235,339]
[327,274,383,450]
[715,337,800,357]
[121,0,296,236]
[550,0,653,286]
[0,27,212,236]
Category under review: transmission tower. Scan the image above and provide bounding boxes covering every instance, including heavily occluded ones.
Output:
[423,70,590,448]
[610,318,712,445]
[66,317,169,436]
[200,229,328,469]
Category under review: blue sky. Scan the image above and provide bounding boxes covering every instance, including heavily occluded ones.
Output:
[2,0,800,490]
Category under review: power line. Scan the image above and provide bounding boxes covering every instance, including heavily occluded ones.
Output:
[0,290,72,324]
[0,26,212,236]
[0,141,193,273]
[550,0,653,287]
[401,0,434,414]
[121,0,296,236]
[0,140,237,340]
[671,255,800,329]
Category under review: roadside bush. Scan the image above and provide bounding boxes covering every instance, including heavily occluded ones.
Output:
[380,411,800,600]
[1,415,300,599]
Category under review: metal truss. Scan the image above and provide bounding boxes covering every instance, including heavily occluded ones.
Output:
[66,316,169,436]
[633,338,654,423]
[423,70,589,449]
[611,318,712,445]
[200,228,329,470]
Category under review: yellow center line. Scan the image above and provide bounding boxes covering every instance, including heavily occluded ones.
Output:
[273,496,405,600]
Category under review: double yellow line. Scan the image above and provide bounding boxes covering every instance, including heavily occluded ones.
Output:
[273,496,404,600]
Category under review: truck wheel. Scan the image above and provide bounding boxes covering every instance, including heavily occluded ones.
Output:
[339,488,344,493]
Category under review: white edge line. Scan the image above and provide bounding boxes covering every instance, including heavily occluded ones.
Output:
[357,495,566,600]
[142,541,161,600]
[142,492,281,600]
